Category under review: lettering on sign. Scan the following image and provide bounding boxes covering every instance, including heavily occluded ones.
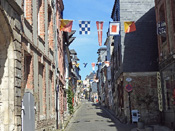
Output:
[157,21,166,37]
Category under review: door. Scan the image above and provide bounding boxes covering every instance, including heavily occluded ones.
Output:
[22,92,35,131]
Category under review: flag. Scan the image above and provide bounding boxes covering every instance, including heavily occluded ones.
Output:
[124,21,136,33]
[79,21,90,35]
[76,63,80,67]
[104,61,110,67]
[92,63,95,71]
[109,21,120,35]
[83,63,88,68]
[60,19,73,32]
[91,63,95,67]
[96,21,104,46]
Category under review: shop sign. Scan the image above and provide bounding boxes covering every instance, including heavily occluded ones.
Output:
[157,21,166,36]
[157,72,163,111]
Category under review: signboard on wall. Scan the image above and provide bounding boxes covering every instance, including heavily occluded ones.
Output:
[157,72,163,112]
[157,21,166,37]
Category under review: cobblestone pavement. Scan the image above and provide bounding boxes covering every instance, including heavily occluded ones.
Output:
[64,99,136,131]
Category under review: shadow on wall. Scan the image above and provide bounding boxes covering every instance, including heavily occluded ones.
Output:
[123,7,159,72]
[0,10,12,90]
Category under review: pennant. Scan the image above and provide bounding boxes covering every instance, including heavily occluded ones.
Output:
[60,19,73,32]
[124,21,136,33]
[104,61,110,67]
[92,63,95,71]
[83,63,88,68]
[91,63,95,67]
[109,21,120,35]
[76,63,80,67]
[96,21,104,46]
[79,21,90,35]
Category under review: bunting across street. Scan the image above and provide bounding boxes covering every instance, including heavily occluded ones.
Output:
[79,21,91,35]
[60,19,73,32]
[96,21,104,46]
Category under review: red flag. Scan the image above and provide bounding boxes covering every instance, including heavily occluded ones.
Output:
[60,19,73,32]
[96,21,103,46]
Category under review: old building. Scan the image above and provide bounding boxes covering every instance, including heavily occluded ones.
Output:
[111,0,159,124]
[0,0,66,130]
[104,31,114,109]
[96,47,107,106]
[155,0,175,129]
[70,49,81,107]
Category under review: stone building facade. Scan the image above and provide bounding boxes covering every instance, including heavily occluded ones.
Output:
[0,0,65,130]
[155,0,175,129]
[111,0,160,124]
[96,47,107,105]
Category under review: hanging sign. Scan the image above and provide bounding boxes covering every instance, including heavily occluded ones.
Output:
[157,21,166,36]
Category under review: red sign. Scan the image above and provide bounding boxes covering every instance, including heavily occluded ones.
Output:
[125,84,133,92]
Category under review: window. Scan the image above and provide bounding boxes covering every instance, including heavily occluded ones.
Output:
[24,54,32,89]
[39,63,43,115]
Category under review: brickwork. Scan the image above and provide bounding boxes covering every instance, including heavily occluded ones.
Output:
[38,0,45,40]
[25,0,32,24]
[48,6,54,50]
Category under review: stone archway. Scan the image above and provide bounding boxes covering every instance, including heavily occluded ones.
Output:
[0,9,14,130]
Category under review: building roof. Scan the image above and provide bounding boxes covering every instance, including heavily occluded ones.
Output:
[97,47,107,54]
[70,49,77,55]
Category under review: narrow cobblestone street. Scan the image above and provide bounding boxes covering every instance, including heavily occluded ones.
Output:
[65,100,136,131]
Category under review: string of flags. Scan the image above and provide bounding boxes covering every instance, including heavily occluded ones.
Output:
[74,61,110,69]
[60,19,137,46]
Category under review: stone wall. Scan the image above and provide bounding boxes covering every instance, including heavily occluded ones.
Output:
[123,72,160,124]
[0,0,57,130]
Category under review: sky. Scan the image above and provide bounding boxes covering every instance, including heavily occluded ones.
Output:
[63,0,114,80]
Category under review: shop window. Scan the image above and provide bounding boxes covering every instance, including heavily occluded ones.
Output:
[159,4,167,43]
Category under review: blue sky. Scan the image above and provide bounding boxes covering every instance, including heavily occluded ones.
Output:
[63,0,114,80]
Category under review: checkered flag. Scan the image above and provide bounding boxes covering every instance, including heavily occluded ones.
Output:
[79,21,90,35]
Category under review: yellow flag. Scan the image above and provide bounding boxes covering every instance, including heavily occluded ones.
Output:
[76,63,80,67]
[124,21,136,33]
[60,19,73,32]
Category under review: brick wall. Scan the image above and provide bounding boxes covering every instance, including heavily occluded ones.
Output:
[48,5,54,50]
[38,0,45,40]
[25,0,32,24]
